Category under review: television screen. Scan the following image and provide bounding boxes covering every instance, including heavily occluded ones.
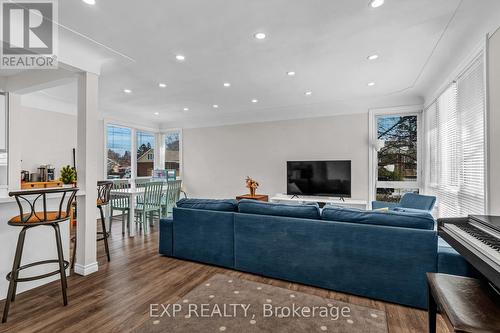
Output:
[287,160,351,197]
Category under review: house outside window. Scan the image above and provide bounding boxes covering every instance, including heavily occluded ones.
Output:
[136,131,155,177]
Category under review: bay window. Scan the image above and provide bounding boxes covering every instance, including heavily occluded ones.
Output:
[136,131,155,177]
[106,125,132,179]
[164,130,181,177]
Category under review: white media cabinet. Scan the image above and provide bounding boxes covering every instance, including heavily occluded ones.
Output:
[270,194,368,210]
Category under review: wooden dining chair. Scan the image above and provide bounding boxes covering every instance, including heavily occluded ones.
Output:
[135,178,150,206]
[110,179,131,235]
[135,181,163,234]
[162,180,182,217]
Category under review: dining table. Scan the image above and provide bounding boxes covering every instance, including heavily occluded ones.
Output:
[109,184,147,237]
[109,180,182,237]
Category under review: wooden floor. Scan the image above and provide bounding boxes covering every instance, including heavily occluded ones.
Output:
[0,219,449,333]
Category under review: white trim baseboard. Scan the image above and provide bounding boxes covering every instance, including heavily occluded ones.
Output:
[74,262,99,276]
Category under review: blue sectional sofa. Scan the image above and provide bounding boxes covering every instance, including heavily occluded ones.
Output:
[159,199,474,309]
[372,192,437,212]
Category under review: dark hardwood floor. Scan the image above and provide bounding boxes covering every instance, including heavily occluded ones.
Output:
[0,218,449,333]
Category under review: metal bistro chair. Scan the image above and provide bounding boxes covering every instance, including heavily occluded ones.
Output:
[71,181,113,269]
[96,181,113,261]
[135,181,163,234]
[3,187,78,323]
[110,180,131,235]
[162,180,182,217]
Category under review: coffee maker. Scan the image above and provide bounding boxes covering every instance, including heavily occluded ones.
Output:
[38,166,47,182]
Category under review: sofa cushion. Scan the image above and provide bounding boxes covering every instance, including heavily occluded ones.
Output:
[438,237,477,277]
[238,199,321,220]
[176,198,238,212]
[394,207,432,215]
[399,193,436,211]
[322,205,435,230]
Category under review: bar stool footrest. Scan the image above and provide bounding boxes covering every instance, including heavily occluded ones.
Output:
[6,259,69,283]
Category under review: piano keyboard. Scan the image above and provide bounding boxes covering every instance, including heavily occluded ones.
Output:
[443,223,500,268]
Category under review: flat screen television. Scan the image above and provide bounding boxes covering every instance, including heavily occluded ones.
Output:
[287,160,351,197]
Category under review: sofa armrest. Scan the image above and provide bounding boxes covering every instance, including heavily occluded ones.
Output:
[159,217,173,256]
[371,201,399,210]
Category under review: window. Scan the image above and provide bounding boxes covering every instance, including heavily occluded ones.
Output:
[424,55,485,217]
[164,131,181,177]
[374,113,420,202]
[136,131,155,177]
[106,125,132,179]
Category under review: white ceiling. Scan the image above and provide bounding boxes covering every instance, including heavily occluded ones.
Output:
[11,0,500,128]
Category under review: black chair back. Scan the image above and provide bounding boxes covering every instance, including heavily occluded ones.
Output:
[97,181,113,206]
[8,187,79,224]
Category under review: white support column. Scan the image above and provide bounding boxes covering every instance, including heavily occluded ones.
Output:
[75,72,99,276]
[155,132,164,170]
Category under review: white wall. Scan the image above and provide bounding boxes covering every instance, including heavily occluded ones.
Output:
[183,113,369,200]
[487,28,500,215]
[7,95,105,188]
[17,105,77,179]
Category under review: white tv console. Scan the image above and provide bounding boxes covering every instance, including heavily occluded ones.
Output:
[270,194,368,210]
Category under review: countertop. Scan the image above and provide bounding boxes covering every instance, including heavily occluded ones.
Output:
[0,188,86,204]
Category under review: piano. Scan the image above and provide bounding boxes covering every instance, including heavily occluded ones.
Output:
[439,215,500,292]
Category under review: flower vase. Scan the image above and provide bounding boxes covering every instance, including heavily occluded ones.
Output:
[250,188,256,197]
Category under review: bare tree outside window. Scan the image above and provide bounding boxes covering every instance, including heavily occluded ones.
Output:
[376,115,418,202]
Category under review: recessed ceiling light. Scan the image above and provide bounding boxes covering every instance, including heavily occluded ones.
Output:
[369,0,384,8]
[82,0,96,5]
[212,104,219,109]
[367,54,379,60]
[287,71,296,76]
[254,32,266,40]
[223,82,231,87]
[367,82,376,86]
[251,99,258,103]
[175,54,185,61]
[183,107,189,111]
[154,112,159,116]
[158,83,167,88]
[305,91,312,96]
[123,89,132,94]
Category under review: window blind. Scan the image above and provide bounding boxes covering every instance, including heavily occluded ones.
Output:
[424,55,485,218]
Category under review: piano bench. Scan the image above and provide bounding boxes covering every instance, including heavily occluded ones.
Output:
[427,273,500,333]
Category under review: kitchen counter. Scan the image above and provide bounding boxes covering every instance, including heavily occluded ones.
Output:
[0,187,86,203]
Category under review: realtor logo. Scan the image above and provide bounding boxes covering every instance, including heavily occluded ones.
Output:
[0,0,58,69]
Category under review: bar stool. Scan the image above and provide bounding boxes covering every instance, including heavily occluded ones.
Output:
[71,181,113,268]
[2,187,78,323]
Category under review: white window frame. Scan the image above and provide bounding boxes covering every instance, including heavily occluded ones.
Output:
[368,105,424,204]
[135,129,157,178]
[161,128,183,179]
[103,119,160,181]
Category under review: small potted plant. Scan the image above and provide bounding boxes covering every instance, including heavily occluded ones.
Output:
[60,165,77,187]
[245,176,259,197]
